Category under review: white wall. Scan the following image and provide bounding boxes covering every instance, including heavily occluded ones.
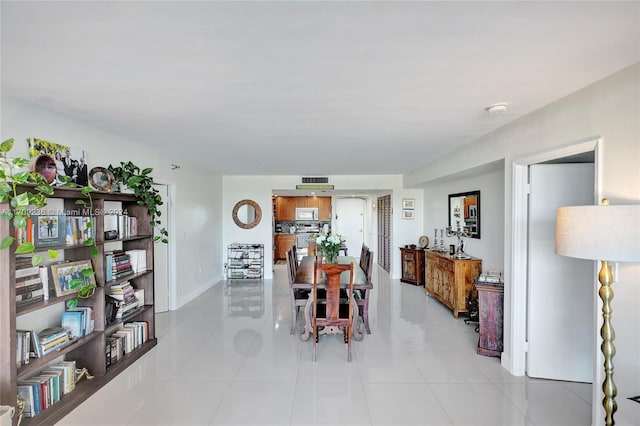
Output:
[422,167,505,272]
[223,175,423,279]
[405,63,640,425]
[1,98,224,310]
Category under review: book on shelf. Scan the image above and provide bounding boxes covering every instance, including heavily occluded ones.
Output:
[31,327,70,357]
[125,249,147,273]
[16,295,45,309]
[104,213,138,239]
[16,330,31,368]
[105,250,134,281]
[67,306,95,335]
[65,216,94,245]
[61,311,85,340]
[17,360,75,418]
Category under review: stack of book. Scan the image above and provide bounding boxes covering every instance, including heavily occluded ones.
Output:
[31,327,70,358]
[478,270,504,284]
[125,249,147,273]
[106,321,149,366]
[16,330,32,368]
[17,360,76,418]
[65,216,94,245]
[15,257,44,308]
[105,250,134,282]
[108,281,139,319]
[14,217,35,245]
[104,214,138,240]
[61,307,95,339]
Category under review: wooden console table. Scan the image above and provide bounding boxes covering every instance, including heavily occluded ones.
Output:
[476,281,504,357]
[425,251,482,318]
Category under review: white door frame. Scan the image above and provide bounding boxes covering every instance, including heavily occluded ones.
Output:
[153,182,178,311]
[510,137,602,422]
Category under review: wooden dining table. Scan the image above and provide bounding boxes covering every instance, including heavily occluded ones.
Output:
[292,255,373,341]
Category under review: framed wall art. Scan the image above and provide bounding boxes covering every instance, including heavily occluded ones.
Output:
[402,198,415,209]
[50,260,96,297]
[402,209,415,220]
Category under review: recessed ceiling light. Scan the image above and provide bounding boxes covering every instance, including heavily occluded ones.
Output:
[485,103,509,114]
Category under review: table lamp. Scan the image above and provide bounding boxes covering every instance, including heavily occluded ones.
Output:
[556,199,640,426]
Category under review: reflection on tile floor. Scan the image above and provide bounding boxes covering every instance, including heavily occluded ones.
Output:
[59,264,591,425]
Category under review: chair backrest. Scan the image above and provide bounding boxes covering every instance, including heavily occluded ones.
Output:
[313,262,355,322]
[359,245,369,270]
[286,248,297,284]
[365,250,374,283]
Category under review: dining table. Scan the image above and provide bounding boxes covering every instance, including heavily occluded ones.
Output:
[292,255,373,341]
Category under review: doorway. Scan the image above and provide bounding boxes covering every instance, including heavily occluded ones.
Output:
[153,183,175,313]
[527,163,594,382]
[511,138,601,421]
[334,198,365,257]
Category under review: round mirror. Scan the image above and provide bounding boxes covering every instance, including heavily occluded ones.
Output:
[232,199,262,229]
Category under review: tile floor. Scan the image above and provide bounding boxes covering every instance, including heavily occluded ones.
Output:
[59,263,592,426]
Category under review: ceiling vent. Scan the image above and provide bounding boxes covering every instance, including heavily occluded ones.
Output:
[301,176,329,184]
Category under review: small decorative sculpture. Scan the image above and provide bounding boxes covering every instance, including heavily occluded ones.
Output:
[446,221,471,259]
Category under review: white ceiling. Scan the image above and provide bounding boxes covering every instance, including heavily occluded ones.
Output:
[2,1,638,176]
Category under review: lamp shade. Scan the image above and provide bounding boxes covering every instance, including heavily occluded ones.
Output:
[556,204,640,262]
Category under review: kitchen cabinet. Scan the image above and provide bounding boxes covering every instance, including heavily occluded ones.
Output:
[400,247,425,286]
[274,196,331,222]
[275,234,296,260]
[317,197,332,221]
[275,197,297,221]
[425,250,482,318]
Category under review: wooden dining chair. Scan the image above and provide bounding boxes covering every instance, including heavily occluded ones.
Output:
[356,250,373,334]
[288,249,308,335]
[312,261,355,362]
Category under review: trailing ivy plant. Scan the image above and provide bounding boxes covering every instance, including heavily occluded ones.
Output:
[0,138,58,265]
[108,161,168,243]
[0,138,98,266]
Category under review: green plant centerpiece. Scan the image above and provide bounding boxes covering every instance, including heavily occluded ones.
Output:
[108,161,168,243]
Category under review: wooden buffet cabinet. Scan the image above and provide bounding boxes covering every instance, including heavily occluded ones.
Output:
[425,250,482,318]
[399,247,425,286]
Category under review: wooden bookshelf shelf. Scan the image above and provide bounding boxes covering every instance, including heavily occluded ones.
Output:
[0,185,158,424]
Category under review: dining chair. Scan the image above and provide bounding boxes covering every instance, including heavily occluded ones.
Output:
[356,250,373,334]
[288,249,308,335]
[312,261,355,362]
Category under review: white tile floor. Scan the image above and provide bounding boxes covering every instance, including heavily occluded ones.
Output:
[59,263,592,426]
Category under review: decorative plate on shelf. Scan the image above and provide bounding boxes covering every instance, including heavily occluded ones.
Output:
[418,235,430,249]
[89,167,115,191]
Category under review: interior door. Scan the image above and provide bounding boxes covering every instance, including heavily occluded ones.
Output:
[153,184,169,313]
[527,163,594,382]
[334,198,365,257]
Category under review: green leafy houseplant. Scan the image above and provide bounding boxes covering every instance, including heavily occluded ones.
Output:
[108,161,168,243]
[0,138,98,263]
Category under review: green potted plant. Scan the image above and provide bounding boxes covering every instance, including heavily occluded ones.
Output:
[108,161,168,243]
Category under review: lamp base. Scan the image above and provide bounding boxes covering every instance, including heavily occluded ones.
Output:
[599,260,617,426]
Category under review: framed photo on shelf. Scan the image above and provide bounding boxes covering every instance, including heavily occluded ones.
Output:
[50,260,96,297]
[33,215,67,247]
[402,209,415,220]
[402,198,415,209]
[28,137,88,186]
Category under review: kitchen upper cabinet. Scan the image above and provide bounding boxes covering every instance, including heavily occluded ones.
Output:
[275,196,331,221]
[317,197,332,221]
[276,197,297,221]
